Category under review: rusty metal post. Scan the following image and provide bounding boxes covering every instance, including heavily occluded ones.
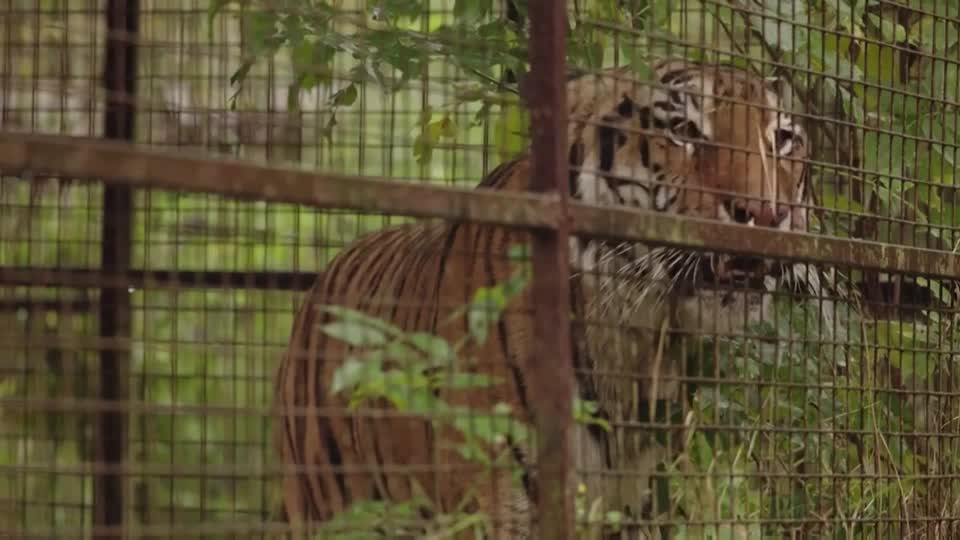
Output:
[525,1,574,539]
[94,1,138,539]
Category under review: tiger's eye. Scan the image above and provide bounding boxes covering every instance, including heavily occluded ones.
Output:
[669,119,703,141]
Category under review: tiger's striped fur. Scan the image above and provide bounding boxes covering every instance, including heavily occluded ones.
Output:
[274,58,812,538]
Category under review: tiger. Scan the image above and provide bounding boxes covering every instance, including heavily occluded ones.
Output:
[273,57,812,539]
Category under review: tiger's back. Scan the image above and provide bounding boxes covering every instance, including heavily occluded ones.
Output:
[274,159,543,532]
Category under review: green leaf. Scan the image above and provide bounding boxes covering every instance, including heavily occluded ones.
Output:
[292,39,337,90]
[693,431,714,467]
[331,84,358,107]
[812,32,864,81]
[229,60,255,87]
[318,306,406,339]
[573,397,611,432]
[918,118,958,185]
[454,0,493,23]
[412,133,432,165]
[321,321,390,347]
[467,290,506,344]
[412,114,458,165]
[924,59,960,105]
[916,277,954,306]
[243,9,279,56]
[206,0,235,40]
[915,16,960,52]
[406,332,454,364]
[440,373,502,389]
[452,411,529,445]
[867,13,907,43]
[383,340,423,366]
[746,0,810,53]
[858,42,901,87]
[862,131,911,186]
[379,370,437,411]
[492,97,529,160]
[869,321,933,381]
[466,270,528,343]
[312,496,428,537]
[915,0,960,18]
[605,510,624,531]
[819,186,866,214]
[451,442,494,465]
[492,402,512,416]
[506,243,531,262]
[376,0,425,21]
[331,354,384,395]
[583,40,605,68]
[402,387,443,414]
[827,0,864,31]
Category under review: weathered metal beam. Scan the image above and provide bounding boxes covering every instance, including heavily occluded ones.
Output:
[0,132,958,280]
[526,0,574,537]
[95,2,137,538]
[0,268,316,291]
[0,132,558,228]
[0,297,96,312]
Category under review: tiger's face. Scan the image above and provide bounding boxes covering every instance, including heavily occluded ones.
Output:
[667,65,810,287]
[568,60,810,328]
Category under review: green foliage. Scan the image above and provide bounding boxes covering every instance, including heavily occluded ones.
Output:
[208,0,658,162]
[208,0,509,94]
[306,493,487,539]
[667,290,960,538]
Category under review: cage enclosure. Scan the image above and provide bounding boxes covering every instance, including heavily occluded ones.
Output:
[1,1,959,539]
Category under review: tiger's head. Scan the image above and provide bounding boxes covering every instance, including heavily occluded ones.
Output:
[567,58,811,330]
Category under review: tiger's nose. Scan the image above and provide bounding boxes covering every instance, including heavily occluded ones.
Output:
[732,201,789,227]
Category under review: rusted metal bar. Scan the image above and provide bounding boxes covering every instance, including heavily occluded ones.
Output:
[95,2,138,539]
[0,297,96,312]
[526,0,574,538]
[0,132,558,229]
[0,268,316,291]
[1,134,958,279]
[4,521,303,540]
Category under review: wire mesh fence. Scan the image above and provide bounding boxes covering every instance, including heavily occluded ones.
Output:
[2,0,960,539]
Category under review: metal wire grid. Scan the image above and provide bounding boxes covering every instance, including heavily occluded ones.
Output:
[0,0,959,539]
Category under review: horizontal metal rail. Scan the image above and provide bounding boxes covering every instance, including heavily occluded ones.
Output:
[1,132,958,280]
[0,267,315,290]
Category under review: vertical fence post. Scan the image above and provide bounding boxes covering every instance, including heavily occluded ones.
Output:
[95,1,138,538]
[526,1,573,539]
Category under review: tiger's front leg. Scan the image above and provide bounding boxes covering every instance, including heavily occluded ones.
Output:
[474,470,535,540]
[572,421,670,540]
